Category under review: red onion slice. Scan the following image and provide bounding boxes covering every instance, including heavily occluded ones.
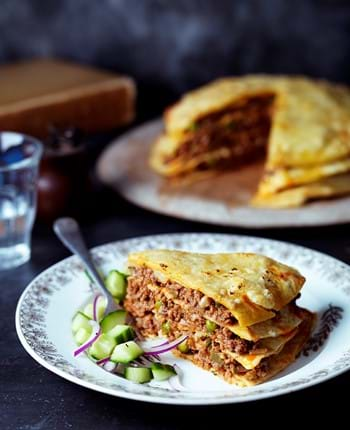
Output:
[151,339,169,349]
[92,294,102,321]
[144,335,188,356]
[73,320,101,357]
[96,356,110,366]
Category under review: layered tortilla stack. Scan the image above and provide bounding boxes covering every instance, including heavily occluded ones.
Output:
[124,250,315,386]
[150,76,350,208]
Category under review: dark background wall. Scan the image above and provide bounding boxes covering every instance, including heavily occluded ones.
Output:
[1,0,350,114]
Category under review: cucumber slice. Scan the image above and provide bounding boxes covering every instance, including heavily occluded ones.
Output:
[108,325,135,344]
[74,327,92,345]
[124,367,152,384]
[105,270,127,301]
[110,341,143,364]
[83,297,106,321]
[89,334,117,360]
[100,310,127,333]
[72,311,91,334]
[150,363,176,381]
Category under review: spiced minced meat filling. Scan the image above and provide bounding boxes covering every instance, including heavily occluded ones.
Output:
[124,266,279,378]
[165,95,274,170]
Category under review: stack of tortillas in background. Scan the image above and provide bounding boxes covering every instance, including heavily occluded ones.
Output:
[150,76,350,208]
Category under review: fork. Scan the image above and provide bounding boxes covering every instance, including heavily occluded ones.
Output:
[53,217,116,315]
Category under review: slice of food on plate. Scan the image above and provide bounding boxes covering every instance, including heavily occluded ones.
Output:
[124,249,315,386]
[252,173,350,208]
[150,75,350,208]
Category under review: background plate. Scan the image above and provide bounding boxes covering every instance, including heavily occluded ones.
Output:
[16,234,350,405]
[97,119,350,228]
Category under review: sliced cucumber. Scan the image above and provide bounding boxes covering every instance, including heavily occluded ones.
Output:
[83,297,106,321]
[72,311,91,334]
[105,270,127,301]
[108,325,135,344]
[110,341,143,364]
[100,310,127,333]
[74,327,92,345]
[150,363,176,381]
[89,334,117,360]
[124,367,152,384]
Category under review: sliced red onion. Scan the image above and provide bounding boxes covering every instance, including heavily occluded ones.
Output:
[96,356,110,366]
[151,339,169,348]
[144,335,188,356]
[73,320,101,357]
[96,357,116,372]
[93,294,102,321]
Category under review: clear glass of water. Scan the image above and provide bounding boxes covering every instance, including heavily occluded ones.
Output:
[0,132,43,270]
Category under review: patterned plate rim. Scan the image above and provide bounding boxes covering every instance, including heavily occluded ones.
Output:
[15,233,350,405]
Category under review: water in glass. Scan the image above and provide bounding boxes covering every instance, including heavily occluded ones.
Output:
[0,133,42,270]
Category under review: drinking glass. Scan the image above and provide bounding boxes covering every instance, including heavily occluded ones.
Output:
[0,132,43,270]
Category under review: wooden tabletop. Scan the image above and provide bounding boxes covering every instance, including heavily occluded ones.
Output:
[1,175,350,429]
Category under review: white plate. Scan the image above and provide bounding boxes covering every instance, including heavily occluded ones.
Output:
[16,233,350,405]
[96,120,350,228]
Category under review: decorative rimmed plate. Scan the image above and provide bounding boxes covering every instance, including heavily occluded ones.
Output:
[96,120,350,228]
[16,233,350,405]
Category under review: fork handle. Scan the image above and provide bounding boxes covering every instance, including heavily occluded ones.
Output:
[53,217,112,306]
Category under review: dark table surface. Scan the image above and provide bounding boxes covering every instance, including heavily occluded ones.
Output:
[1,148,350,429]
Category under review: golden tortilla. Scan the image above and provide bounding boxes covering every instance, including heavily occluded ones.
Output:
[228,328,298,370]
[234,308,315,386]
[128,250,305,326]
[150,75,350,207]
[253,173,350,208]
[173,308,315,386]
[258,158,350,195]
[230,304,302,341]
[155,76,350,168]
[150,134,233,177]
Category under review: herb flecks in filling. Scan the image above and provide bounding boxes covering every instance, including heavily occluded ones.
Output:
[166,94,275,171]
[124,267,276,381]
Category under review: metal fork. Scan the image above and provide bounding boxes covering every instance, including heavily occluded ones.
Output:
[53,217,116,315]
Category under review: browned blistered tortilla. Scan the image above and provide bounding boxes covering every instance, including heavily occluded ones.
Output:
[128,249,305,327]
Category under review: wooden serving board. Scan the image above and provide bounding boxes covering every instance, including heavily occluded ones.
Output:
[96,119,350,228]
